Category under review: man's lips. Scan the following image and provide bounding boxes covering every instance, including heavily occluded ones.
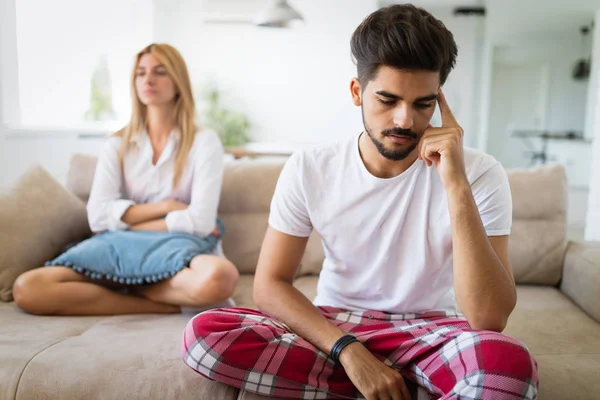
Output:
[386,134,414,144]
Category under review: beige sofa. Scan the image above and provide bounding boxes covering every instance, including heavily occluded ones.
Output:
[1,154,599,400]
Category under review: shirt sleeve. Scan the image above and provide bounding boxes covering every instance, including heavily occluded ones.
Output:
[86,137,134,232]
[471,162,513,236]
[165,131,224,237]
[268,151,313,237]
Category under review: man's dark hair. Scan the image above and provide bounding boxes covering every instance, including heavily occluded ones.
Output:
[351,4,458,87]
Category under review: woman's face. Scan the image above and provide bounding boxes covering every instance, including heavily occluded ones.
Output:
[135,53,177,106]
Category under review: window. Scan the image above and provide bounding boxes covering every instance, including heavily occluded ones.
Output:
[12,0,153,130]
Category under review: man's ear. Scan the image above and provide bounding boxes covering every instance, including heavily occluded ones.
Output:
[350,78,362,106]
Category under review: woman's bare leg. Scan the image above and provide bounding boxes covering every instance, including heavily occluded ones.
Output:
[135,255,239,307]
[12,267,180,316]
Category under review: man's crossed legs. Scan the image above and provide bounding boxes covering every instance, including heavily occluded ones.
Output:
[182,307,538,399]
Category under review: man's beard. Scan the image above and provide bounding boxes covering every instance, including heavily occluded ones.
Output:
[361,106,420,161]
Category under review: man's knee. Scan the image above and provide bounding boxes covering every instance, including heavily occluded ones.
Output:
[183,308,239,343]
[182,309,240,367]
[480,332,538,381]
[451,331,538,397]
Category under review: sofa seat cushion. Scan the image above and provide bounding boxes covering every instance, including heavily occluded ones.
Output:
[505,286,600,355]
[497,286,600,399]
[0,302,105,400]
[0,303,237,400]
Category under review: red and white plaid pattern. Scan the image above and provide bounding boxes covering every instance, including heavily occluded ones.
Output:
[182,307,538,399]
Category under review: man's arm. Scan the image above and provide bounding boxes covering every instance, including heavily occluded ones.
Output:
[447,187,516,332]
[254,227,411,400]
[253,227,347,352]
[419,88,515,332]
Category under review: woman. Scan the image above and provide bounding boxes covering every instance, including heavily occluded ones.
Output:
[13,43,239,315]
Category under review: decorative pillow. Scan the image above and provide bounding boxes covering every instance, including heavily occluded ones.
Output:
[65,153,97,203]
[0,166,92,301]
[44,220,224,285]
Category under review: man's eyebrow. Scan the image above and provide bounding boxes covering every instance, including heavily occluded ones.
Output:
[415,94,438,102]
[375,90,401,100]
[375,91,438,102]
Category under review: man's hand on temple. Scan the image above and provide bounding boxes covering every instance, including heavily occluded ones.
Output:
[418,88,468,193]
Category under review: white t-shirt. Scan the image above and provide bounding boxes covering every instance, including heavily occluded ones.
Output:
[268,133,512,314]
[86,129,224,239]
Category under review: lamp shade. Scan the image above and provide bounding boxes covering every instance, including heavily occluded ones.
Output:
[254,0,304,28]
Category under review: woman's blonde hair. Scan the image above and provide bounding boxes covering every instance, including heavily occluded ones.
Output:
[115,43,197,188]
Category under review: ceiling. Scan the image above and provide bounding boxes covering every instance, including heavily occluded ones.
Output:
[486,0,598,39]
[379,0,599,39]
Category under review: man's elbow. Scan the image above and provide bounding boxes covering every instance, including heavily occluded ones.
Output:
[467,305,514,332]
[469,315,508,332]
[253,277,281,312]
[253,279,268,311]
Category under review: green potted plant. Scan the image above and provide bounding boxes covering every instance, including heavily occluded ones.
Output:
[198,84,251,148]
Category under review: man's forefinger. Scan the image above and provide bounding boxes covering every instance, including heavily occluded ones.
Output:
[437,88,457,127]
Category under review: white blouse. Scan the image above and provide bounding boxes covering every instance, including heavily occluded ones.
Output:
[86,129,224,238]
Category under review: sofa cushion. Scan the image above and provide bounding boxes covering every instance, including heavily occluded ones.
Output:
[65,153,98,203]
[10,311,238,400]
[505,286,600,355]
[0,302,104,400]
[506,164,567,285]
[0,166,91,301]
[505,285,600,399]
[212,158,326,275]
[532,354,600,399]
[560,241,600,323]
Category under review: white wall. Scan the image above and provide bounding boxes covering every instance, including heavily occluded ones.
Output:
[0,0,15,188]
[484,35,593,188]
[493,38,590,136]
[0,0,105,189]
[1,129,109,188]
[153,0,378,146]
[491,36,590,133]
[584,10,600,241]
[426,8,483,149]
[0,130,6,189]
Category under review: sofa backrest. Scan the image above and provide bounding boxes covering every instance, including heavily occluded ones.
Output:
[505,164,567,285]
[66,154,567,284]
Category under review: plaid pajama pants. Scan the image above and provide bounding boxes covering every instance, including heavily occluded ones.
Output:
[182,307,538,399]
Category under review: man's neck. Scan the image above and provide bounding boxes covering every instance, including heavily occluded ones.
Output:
[357,132,419,179]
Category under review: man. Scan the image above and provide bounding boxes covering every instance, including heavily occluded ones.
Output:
[182,4,538,399]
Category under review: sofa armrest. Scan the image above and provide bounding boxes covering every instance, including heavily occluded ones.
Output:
[560,241,600,323]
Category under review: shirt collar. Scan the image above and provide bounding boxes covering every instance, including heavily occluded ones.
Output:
[129,128,181,146]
